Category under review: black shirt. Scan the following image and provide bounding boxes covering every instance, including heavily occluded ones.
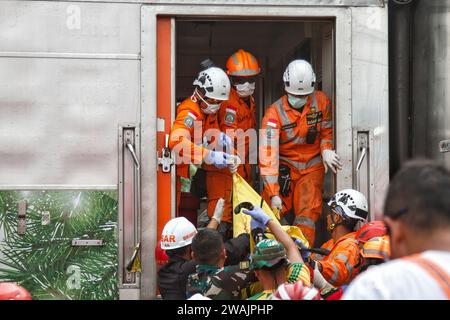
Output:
[158,233,250,300]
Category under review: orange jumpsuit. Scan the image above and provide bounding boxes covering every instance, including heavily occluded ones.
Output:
[312,232,362,287]
[259,91,333,245]
[168,97,220,212]
[205,88,257,223]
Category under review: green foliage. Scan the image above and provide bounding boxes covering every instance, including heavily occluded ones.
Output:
[0,191,119,300]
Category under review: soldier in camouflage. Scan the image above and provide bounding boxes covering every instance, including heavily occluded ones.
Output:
[242,206,311,300]
[187,229,256,299]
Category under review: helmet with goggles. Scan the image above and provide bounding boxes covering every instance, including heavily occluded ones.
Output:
[328,189,369,222]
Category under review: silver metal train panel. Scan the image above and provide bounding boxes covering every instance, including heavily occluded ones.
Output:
[351,6,389,218]
[412,0,450,169]
[0,1,141,188]
[12,0,385,6]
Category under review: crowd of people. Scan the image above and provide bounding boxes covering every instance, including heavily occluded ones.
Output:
[2,49,448,301]
[158,160,450,300]
[157,48,450,301]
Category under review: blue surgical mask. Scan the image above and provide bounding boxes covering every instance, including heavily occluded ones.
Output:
[287,94,308,110]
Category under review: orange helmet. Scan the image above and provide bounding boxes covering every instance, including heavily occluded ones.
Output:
[226,49,260,77]
[355,220,387,243]
[361,235,390,261]
[0,283,32,300]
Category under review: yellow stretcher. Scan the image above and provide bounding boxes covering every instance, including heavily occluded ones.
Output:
[232,173,309,249]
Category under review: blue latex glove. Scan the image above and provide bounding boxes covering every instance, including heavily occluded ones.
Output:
[218,132,233,150]
[295,238,311,261]
[243,206,272,231]
[204,150,230,169]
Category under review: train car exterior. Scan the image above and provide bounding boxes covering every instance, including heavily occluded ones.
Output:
[0,0,390,299]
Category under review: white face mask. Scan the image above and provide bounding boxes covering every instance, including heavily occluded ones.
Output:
[196,90,221,114]
[235,82,256,98]
[287,94,309,109]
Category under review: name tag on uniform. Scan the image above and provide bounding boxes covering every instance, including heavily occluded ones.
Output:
[281,122,297,130]
[239,261,250,270]
[306,111,323,125]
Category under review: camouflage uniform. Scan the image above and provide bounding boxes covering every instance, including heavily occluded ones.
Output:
[186,263,256,300]
[247,239,311,300]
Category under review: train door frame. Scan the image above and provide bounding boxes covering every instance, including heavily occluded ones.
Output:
[141,4,354,299]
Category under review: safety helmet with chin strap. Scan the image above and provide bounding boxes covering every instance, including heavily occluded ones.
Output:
[193,66,231,101]
[283,60,316,96]
[327,189,369,231]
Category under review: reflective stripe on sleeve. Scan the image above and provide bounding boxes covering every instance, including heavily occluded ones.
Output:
[321,121,333,129]
[335,253,354,279]
[261,175,278,186]
[330,262,340,284]
[294,216,316,231]
[279,154,322,171]
[275,99,296,141]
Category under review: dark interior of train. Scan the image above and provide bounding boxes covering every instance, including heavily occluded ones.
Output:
[176,19,335,246]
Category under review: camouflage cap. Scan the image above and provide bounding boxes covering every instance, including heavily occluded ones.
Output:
[251,239,288,270]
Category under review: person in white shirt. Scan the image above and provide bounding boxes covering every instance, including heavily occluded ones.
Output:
[344,160,450,300]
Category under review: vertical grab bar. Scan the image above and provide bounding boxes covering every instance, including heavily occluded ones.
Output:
[125,139,141,278]
[119,124,141,292]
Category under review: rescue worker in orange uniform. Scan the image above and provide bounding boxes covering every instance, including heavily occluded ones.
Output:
[259,59,343,245]
[169,61,240,214]
[312,189,369,287]
[207,49,261,237]
[359,235,390,273]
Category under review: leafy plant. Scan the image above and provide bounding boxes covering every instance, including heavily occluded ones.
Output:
[0,191,119,300]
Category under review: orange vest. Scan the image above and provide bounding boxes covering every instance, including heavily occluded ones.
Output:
[403,254,450,299]
[313,232,361,287]
[218,88,257,180]
[259,91,333,197]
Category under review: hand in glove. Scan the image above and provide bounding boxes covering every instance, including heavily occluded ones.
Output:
[243,206,272,231]
[271,195,283,212]
[212,198,225,223]
[321,150,343,174]
[313,262,335,292]
[227,155,242,174]
[217,132,233,151]
[204,150,231,169]
[294,238,311,261]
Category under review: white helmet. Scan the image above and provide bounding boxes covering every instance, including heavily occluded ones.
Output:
[328,189,369,222]
[161,217,197,250]
[283,60,316,95]
[193,67,231,101]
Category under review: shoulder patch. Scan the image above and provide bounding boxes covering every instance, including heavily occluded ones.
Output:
[224,112,236,125]
[225,106,237,114]
[265,128,276,140]
[266,118,278,128]
[183,115,195,129]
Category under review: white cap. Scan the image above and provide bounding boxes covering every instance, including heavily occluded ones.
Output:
[161,217,197,250]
